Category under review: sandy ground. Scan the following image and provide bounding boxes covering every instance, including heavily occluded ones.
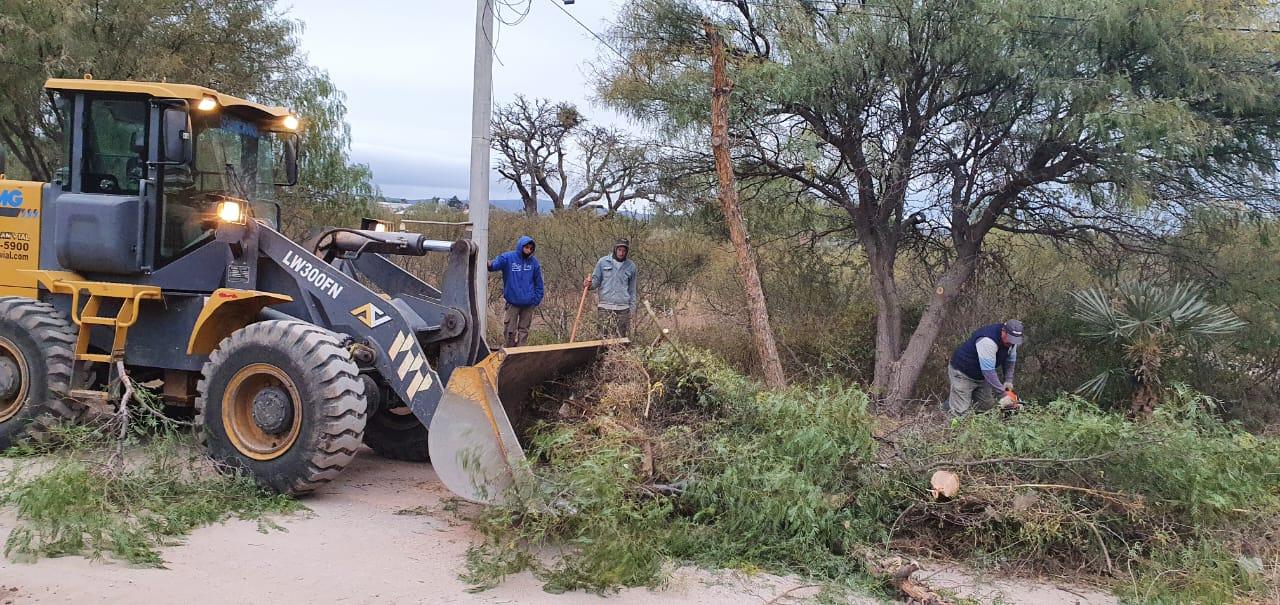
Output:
[0,451,1117,605]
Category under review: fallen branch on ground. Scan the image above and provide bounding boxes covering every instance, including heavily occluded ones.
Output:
[971,483,1142,508]
[927,438,1168,470]
[865,554,954,605]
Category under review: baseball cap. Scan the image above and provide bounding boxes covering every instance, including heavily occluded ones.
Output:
[1003,319,1025,345]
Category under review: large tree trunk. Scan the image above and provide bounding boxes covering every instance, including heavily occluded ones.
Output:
[880,253,979,407]
[867,239,904,396]
[523,173,539,214]
[706,22,786,390]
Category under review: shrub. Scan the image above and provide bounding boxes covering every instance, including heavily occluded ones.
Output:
[1072,282,1246,415]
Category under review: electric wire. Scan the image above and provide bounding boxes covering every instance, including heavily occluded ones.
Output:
[497,0,533,26]
[481,0,506,67]
[541,0,631,62]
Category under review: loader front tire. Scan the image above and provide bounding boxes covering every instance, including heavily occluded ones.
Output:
[0,297,78,450]
[363,405,431,462]
[197,320,367,495]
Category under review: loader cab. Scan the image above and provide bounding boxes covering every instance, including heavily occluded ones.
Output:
[42,79,299,276]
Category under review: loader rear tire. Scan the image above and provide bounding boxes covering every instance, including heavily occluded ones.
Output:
[0,297,79,450]
[363,405,431,462]
[197,320,367,496]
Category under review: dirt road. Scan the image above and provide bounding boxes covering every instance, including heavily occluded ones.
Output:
[0,452,1116,604]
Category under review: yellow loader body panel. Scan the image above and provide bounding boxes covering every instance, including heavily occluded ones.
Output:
[0,179,43,298]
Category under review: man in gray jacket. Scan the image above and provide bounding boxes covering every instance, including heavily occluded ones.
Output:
[583,238,638,337]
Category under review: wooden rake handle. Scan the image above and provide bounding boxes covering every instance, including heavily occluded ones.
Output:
[569,280,590,342]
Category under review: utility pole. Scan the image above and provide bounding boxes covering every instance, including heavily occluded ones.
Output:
[470,0,495,330]
[704,21,786,389]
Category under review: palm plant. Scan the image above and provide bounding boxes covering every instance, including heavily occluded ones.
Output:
[1071,282,1246,416]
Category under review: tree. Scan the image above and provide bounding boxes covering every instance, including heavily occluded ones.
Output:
[603,0,1280,405]
[578,126,658,215]
[492,96,582,213]
[0,0,304,180]
[1073,282,1245,416]
[271,71,379,237]
[0,0,376,231]
[492,96,656,214]
[706,21,786,388]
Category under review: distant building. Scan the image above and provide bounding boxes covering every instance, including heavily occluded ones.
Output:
[375,195,476,215]
[378,201,416,215]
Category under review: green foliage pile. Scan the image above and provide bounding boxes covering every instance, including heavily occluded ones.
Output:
[465,346,1280,603]
[1,409,298,567]
[464,346,878,593]
[884,384,1280,602]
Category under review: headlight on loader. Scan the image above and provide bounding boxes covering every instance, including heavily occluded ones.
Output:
[216,200,246,224]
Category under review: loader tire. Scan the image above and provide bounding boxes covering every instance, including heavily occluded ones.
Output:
[197,320,367,496]
[363,405,431,462]
[0,297,79,450]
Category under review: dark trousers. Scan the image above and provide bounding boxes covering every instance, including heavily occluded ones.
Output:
[503,303,534,347]
[597,307,631,338]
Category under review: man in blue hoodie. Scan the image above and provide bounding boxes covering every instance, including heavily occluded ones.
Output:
[488,235,544,347]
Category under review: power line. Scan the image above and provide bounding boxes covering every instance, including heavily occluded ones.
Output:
[541,0,631,62]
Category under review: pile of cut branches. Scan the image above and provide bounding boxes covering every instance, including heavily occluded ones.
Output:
[872,385,1280,602]
[467,345,877,594]
[0,381,298,566]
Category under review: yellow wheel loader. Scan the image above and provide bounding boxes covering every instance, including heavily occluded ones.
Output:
[0,78,620,503]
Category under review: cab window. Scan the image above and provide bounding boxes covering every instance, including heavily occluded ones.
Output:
[82,99,147,195]
[159,114,270,260]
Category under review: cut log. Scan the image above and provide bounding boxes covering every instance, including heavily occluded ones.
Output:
[930,470,960,500]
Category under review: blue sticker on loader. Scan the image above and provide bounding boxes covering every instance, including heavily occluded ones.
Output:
[0,190,25,218]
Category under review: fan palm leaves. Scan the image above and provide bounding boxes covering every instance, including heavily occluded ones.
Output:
[1071,282,1246,414]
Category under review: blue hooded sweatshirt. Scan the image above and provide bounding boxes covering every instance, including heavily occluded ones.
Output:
[488,235,544,307]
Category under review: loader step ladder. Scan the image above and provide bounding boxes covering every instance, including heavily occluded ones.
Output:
[31,271,163,363]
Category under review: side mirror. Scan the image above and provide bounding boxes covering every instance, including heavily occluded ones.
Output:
[283,136,299,186]
[163,108,193,164]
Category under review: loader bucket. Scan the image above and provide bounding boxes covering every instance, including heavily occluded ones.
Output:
[428,338,628,504]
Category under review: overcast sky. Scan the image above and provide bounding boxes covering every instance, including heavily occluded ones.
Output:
[285,0,627,200]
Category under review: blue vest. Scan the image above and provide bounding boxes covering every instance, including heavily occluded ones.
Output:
[950,323,1011,380]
